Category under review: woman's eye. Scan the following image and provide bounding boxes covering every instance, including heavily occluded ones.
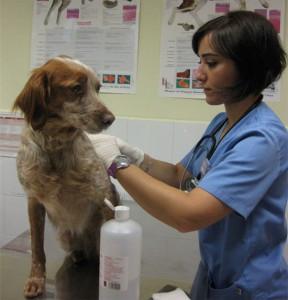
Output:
[206,61,217,68]
[197,60,217,68]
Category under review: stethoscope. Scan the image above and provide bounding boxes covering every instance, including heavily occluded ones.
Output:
[180,119,227,191]
[180,97,263,192]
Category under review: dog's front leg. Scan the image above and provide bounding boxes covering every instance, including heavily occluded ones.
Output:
[24,198,46,298]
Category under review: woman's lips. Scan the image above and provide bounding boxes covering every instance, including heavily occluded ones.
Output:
[203,88,212,93]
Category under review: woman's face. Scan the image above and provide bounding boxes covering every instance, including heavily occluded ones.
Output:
[196,34,240,105]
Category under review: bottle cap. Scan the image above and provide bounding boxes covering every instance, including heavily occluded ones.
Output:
[115,205,130,221]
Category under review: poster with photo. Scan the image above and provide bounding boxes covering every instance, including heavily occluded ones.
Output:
[30,0,140,94]
[159,0,285,101]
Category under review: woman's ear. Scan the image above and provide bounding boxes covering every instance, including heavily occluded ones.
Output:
[12,68,50,130]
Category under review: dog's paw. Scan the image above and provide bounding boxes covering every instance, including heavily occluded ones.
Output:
[24,276,45,298]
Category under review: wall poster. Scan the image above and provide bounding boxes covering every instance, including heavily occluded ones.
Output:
[159,0,285,101]
[31,0,140,94]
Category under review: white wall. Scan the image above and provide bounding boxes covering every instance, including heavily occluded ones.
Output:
[0,157,29,247]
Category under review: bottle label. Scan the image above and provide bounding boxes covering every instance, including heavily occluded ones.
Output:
[100,254,128,291]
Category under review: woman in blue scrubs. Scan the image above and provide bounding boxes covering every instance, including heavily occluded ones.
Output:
[91,10,288,299]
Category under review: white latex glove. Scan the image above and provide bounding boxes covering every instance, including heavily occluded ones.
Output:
[116,138,144,166]
[89,134,121,169]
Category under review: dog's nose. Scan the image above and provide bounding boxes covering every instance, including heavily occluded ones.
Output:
[102,114,115,126]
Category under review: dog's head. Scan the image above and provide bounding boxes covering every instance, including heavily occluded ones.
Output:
[13,56,115,133]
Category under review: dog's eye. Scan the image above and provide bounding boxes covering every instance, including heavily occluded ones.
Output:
[72,84,83,96]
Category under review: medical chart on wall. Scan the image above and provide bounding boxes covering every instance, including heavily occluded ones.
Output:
[159,0,285,101]
[31,0,140,94]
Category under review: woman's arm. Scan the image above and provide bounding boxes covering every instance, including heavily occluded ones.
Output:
[139,154,187,188]
[115,164,232,232]
[90,134,231,232]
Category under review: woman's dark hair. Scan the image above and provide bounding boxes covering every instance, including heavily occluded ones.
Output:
[192,10,287,100]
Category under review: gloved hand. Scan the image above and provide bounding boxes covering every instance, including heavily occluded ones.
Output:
[116,138,144,166]
[89,134,121,169]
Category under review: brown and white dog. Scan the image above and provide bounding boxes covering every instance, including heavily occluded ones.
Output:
[13,56,119,298]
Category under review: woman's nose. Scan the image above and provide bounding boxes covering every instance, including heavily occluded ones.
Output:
[195,63,206,83]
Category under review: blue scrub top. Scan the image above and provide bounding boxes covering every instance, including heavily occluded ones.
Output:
[181,102,288,298]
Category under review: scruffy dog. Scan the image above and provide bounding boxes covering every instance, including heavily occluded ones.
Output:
[13,56,119,298]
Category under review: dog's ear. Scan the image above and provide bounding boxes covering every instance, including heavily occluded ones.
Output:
[13,68,50,130]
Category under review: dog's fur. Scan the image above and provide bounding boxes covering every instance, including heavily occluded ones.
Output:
[13,56,119,298]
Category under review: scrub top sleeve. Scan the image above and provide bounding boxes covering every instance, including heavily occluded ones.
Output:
[199,129,281,219]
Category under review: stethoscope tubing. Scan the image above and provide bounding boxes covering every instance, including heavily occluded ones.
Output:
[180,98,262,191]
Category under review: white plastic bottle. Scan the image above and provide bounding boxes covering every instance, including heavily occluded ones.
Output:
[99,200,142,300]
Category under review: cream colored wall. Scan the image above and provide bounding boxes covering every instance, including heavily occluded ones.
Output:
[0,0,287,125]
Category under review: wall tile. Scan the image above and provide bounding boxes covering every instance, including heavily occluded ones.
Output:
[126,119,174,162]
[1,195,29,246]
[1,157,25,196]
[106,117,128,140]
[172,121,206,164]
